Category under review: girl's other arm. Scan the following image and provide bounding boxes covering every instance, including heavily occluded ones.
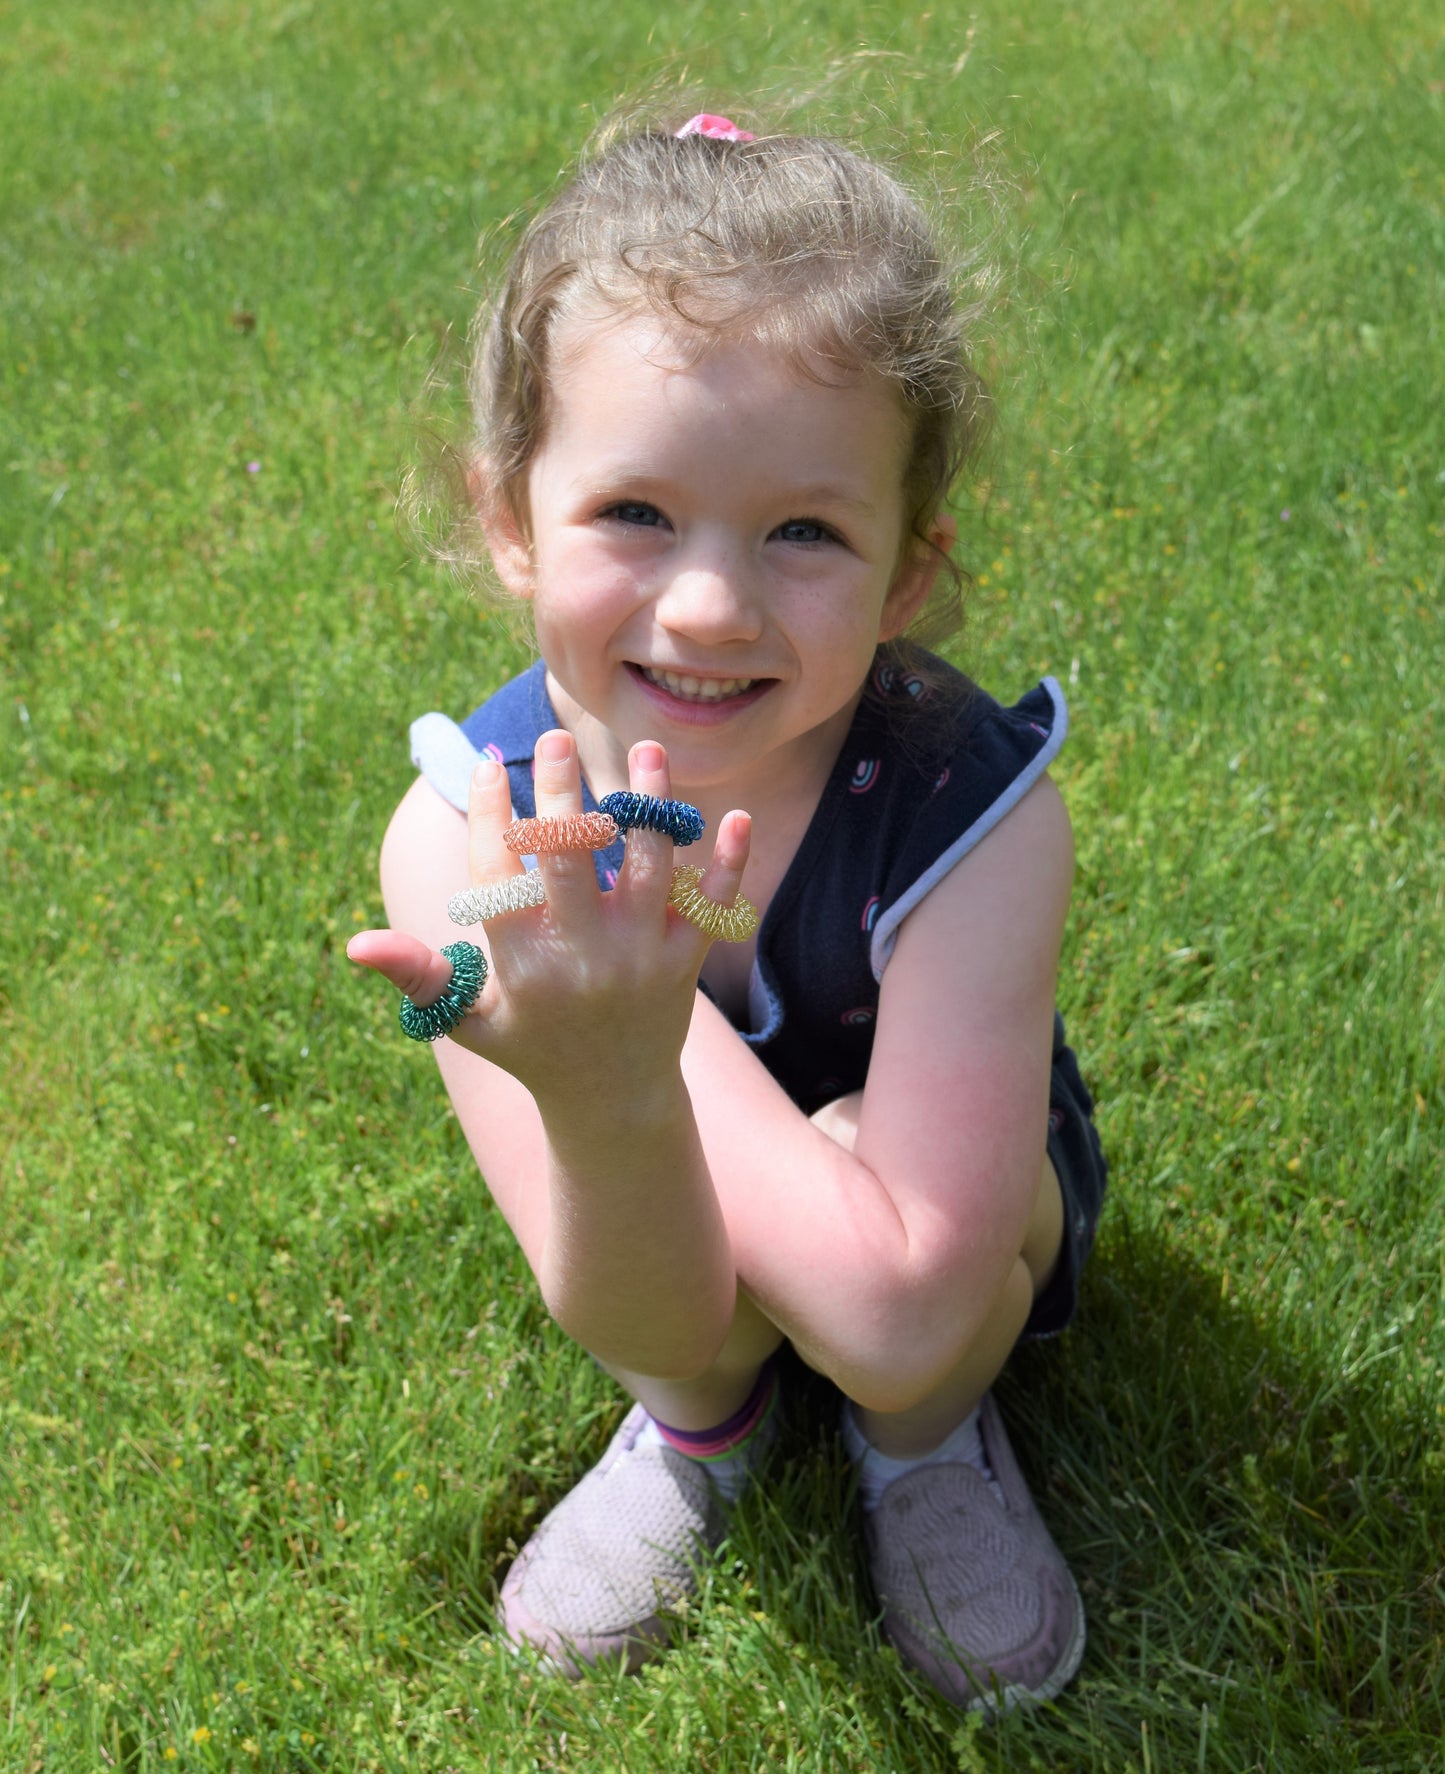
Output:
[682,775,1075,1412]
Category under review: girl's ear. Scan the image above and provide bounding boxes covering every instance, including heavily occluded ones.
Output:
[878,511,957,642]
[471,458,535,598]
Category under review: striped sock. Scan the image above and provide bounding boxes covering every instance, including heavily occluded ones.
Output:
[640,1360,781,1503]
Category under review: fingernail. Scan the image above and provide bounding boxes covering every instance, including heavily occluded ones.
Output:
[635,741,665,772]
[539,730,570,764]
[472,758,499,788]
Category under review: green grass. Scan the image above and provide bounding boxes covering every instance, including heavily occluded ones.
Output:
[2,1,1442,1768]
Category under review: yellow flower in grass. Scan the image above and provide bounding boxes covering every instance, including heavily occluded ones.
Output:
[192,1725,212,1744]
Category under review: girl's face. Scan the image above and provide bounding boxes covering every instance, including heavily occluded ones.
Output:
[487,312,951,797]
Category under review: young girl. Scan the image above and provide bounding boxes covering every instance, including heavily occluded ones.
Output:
[348,109,1105,1714]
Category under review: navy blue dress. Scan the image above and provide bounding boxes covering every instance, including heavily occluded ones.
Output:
[409,649,1106,1337]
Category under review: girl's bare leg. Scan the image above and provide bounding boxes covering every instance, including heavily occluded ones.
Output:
[809,1089,1065,1455]
[832,1135,1084,1715]
[606,1289,785,1432]
[605,1123,1062,1447]
[854,1156,1062,1456]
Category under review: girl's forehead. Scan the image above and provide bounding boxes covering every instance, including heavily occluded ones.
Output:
[535,315,914,520]
[549,303,693,376]
[549,300,763,378]
[549,304,906,427]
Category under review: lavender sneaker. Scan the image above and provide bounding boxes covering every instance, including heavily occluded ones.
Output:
[865,1392,1085,1713]
[499,1405,725,1676]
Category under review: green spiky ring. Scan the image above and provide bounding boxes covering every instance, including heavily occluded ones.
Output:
[398,941,488,1042]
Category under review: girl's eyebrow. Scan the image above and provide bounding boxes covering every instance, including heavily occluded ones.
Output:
[581,467,884,519]
[787,484,884,518]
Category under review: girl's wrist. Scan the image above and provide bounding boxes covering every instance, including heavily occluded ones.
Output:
[534,1064,694,1159]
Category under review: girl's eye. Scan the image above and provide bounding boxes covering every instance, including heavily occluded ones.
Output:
[605,502,665,528]
[773,518,836,545]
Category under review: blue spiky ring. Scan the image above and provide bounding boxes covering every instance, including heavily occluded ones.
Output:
[598,792,706,846]
[399,941,487,1042]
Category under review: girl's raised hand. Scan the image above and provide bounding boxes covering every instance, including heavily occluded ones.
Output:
[347,730,751,1116]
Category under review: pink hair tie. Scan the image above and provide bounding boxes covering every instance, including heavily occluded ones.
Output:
[675,113,755,143]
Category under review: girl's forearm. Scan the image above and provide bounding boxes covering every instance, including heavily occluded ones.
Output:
[532,1073,737,1380]
[680,999,1018,1410]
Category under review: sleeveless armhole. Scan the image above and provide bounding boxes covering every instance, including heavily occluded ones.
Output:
[868,677,1067,980]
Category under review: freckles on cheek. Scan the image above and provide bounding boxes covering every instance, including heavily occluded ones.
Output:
[575,566,651,619]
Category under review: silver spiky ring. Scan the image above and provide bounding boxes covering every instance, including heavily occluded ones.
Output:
[447,872,548,926]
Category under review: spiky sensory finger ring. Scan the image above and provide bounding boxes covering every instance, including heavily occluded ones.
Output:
[502,812,619,855]
[399,941,488,1042]
[448,872,547,926]
[598,791,706,847]
[666,866,760,944]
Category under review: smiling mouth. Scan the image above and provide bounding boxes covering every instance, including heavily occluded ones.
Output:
[637,665,763,704]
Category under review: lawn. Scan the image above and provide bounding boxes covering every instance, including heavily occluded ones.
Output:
[2,1,1441,1768]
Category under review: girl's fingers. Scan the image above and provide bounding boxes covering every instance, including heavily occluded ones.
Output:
[468,755,520,886]
[614,740,676,900]
[668,809,754,949]
[527,729,605,933]
[347,929,463,1006]
[700,809,752,905]
[348,929,489,1051]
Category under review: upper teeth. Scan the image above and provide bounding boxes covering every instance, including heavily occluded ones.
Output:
[643,668,756,702]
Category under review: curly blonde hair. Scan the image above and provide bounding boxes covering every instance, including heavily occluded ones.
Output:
[426,109,998,652]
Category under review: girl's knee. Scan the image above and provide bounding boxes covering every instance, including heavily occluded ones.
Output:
[820,1255,1038,1420]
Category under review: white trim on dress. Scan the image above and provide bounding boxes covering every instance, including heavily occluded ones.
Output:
[867,677,1068,981]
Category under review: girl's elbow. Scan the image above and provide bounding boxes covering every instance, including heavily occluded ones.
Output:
[839,1266,1004,1416]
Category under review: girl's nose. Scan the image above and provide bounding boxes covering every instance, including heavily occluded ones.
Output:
[653,545,764,645]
